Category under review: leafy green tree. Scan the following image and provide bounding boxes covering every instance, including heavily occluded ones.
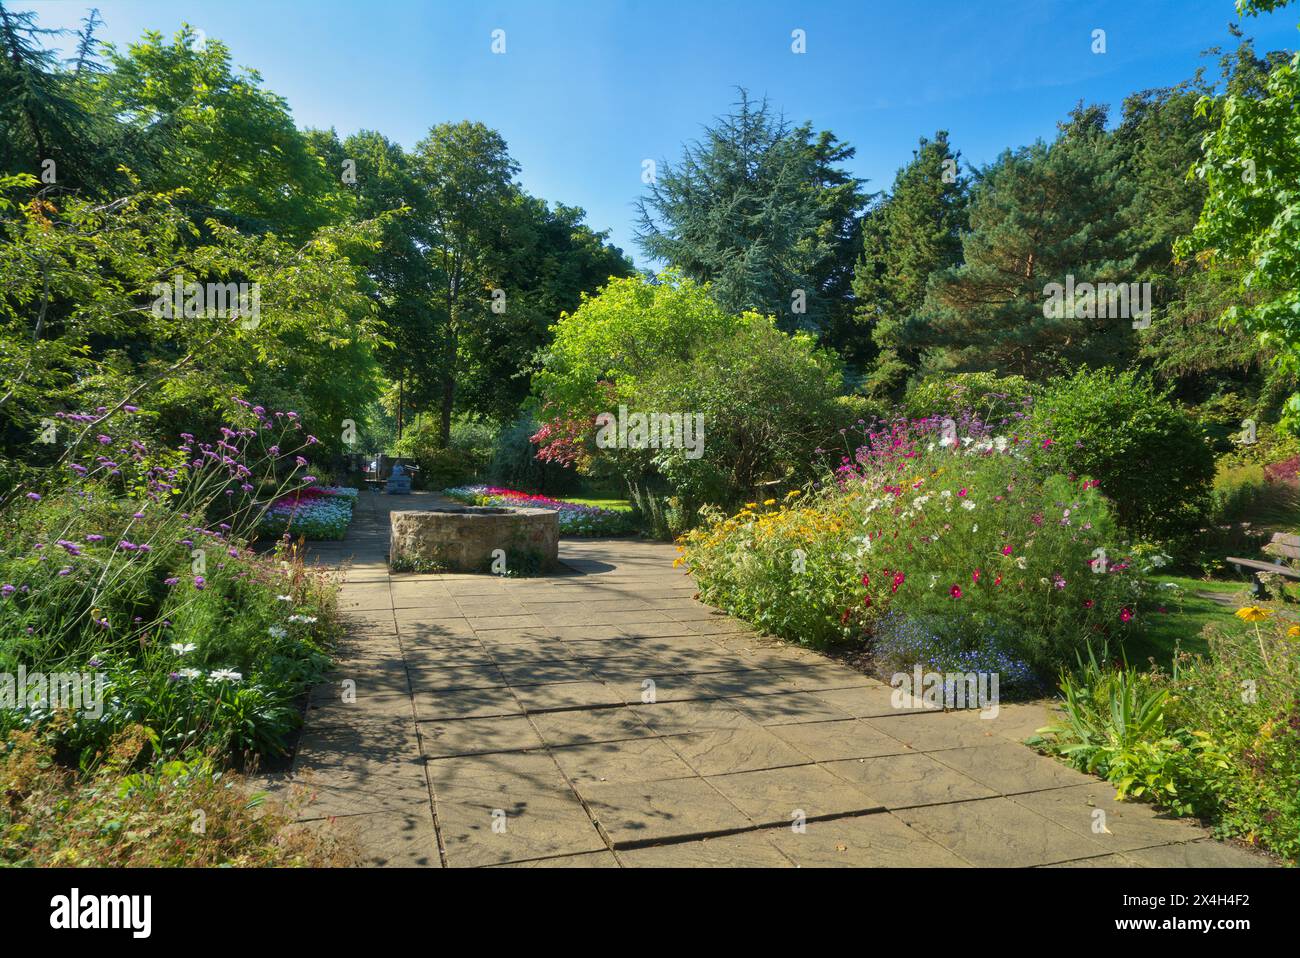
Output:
[1178,2,1300,429]
[458,195,632,424]
[412,121,519,446]
[849,131,967,394]
[534,272,748,427]
[635,90,867,333]
[93,25,345,239]
[1029,367,1215,540]
[0,173,386,468]
[914,106,1138,377]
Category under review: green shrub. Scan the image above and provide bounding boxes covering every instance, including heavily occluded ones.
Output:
[1029,368,1215,540]
[902,372,1034,422]
[625,318,845,519]
[396,415,495,488]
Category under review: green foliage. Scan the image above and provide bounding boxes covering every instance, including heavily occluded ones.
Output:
[1034,646,1222,813]
[0,174,387,468]
[850,131,968,390]
[916,107,1139,377]
[630,319,844,514]
[0,408,338,762]
[1029,368,1215,539]
[535,272,748,420]
[395,414,495,488]
[1179,34,1300,431]
[536,276,846,524]
[635,90,867,334]
[486,410,582,495]
[901,372,1034,422]
[1036,603,1300,862]
[92,25,346,239]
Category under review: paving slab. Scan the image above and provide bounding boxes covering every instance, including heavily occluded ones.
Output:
[1122,839,1277,868]
[662,727,810,776]
[706,765,883,827]
[550,736,698,787]
[620,830,794,867]
[895,797,1111,867]
[491,851,622,868]
[296,811,440,867]
[530,706,655,747]
[437,791,605,867]
[765,812,971,867]
[420,715,547,758]
[581,777,753,846]
[767,718,915,762]
[823,753,997,809]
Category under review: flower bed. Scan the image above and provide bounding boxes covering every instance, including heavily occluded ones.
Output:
[257,485,358,541]
[1,403,340,762]
[680,416,1146,678]
[441,485,636,536]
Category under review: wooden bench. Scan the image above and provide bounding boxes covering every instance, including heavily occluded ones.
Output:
[1227,532,1300,598]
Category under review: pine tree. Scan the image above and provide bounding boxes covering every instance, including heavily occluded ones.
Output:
[0,2,98,185]
[635,89,867,333]
[848,131,967,394]
[913,106,1138,377]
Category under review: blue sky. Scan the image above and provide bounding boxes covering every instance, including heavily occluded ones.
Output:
[26,0,1300,266]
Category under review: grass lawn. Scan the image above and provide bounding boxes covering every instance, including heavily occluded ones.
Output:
[560,496,632,511]
[1126,574,1252,666]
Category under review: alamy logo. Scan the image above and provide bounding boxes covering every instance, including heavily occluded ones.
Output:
[595,405,704,460]
[50,889,151,938]
[890,666,1000,719]
[1042,275,1151,328]
[151,275,261,328]
[0,666,105,719]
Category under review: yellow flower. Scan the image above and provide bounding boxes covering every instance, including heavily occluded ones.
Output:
[785,489,801,499]
[672,557,685,568]
[745,502,757,509]
[1288,625,1300,638]
[763,498,777,506]
[1235,606,1273,623]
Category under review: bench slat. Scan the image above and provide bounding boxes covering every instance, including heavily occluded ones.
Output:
[1227,556,1300,578]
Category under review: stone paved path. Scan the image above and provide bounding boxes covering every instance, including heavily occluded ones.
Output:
[273,491,1273,868]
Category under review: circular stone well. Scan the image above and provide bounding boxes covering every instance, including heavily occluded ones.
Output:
[389,505,559,573]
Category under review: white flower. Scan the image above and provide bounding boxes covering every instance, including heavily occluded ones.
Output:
[170,642,197,655]
[178,668,201,680]
[277,594,293,602]
[971,524,978,533]
[994,436,1009,452]
[268,626,287,639]
[1016,556,1028,569]
[961,437,973,447]
[288,614,318,624]
[209,668,242,682]
[938,435,955,448]
[940,490,952,499]
[961,500,976,511]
